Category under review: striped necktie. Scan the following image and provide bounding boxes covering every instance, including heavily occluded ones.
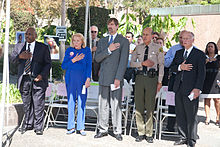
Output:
[183,50,188,60]
[24,44,31,74]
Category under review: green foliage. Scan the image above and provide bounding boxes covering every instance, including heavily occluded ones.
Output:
[0,83,22,103]
[10,10,36,32]
[52,61,63,81]
[0,19,16,44]
[143,14,192,48]
[67,6,111,37]
[202,0,220,4]
[118,13,142,36]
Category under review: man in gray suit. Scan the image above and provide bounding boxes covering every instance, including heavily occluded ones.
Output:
[94,18,129,141]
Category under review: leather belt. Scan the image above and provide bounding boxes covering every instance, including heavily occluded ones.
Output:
[206,69,219,72]
[136,70,158,76]
[137,70,148,76]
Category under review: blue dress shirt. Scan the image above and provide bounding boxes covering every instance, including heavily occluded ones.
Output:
[164,44,183,68]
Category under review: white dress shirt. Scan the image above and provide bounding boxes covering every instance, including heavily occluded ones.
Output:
[178,46,193,71]
[26,41,36,61]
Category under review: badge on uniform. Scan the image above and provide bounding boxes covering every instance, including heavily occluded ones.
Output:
[159,47,163,53]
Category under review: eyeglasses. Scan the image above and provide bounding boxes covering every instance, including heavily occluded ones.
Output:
[91,31,97,33]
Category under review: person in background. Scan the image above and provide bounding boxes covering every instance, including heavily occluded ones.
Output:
[94,18,129,141]
[171,31,206,147]
[156,37,168,55]
[202,42,220,126]
[136,35,143,45]
[88,25,100,81]
[164,30,187,132]
[11,27,51,135]
[152,32,160,43]
[124,31,136,83]
[130,27,164,143]
[165,30,188,68]
[156,37,169,86]
[61,33,92,136]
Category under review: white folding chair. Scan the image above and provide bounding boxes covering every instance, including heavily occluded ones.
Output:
[85,82,99,132]
[155,86,177,140]
[121,79,133,135]
[129,103,136,136]
[54,82,68,120]
[129,81,158,136]
[44,83,55,127]
[129,104,158,136]
[46,82,68,129]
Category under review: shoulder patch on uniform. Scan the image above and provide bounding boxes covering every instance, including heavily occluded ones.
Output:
[159,47,163,53]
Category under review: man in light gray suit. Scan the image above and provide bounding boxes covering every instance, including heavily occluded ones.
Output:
[94,18,129,141]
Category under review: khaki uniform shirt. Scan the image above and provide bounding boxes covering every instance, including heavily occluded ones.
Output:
[130,42,164,83]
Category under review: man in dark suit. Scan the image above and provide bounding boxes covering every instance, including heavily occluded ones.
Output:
[94,18,129,141]
[87,25,100,81]
[171,31,206,147]
[11,27,51,135]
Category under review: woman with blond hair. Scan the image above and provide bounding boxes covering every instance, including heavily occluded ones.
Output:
[62,33,92,135]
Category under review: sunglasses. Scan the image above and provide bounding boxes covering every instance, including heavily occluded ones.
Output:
[91,31,97,33]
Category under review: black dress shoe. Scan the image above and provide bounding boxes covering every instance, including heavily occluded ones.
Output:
[19,128,27,134]
[18,127,33,132]
[174,139,187,145]
[187,144,195,147]
[135,135,145,142]
[115,134,123,141]
[146,136,153,143]
[94,132,108,138]
[35,130,43,135]
[18,127,33,134]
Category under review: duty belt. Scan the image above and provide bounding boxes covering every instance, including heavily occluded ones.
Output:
[136,69,158,78]
[206,69,219,73]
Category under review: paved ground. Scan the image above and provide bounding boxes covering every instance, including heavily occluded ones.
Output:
[2,99,220,147]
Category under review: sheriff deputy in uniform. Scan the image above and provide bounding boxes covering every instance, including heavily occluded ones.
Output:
[130,27,164,143]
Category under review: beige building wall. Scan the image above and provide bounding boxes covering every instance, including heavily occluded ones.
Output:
[171,15,220,52]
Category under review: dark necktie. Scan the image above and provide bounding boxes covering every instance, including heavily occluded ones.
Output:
[183,50,188,60]
[143,45,149,72]
[24,44,31,74]
[181,50,188,81]
[108,35,113,45]
[92,40,95,47]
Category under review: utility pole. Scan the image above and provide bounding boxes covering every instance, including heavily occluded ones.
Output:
[60,0,66,62]
[0,0,10,145]
[84,0,89,46]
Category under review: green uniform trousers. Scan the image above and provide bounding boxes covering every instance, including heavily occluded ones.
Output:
[135,74,158,137]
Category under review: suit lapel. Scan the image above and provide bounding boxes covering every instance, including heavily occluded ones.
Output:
[20,42,27,54]
[114,34,120,43]
[32,41,38,62]
[185,47,196,62]
[179,49,185,62]
[104,36,109,47]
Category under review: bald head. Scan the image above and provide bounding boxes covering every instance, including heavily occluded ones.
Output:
[25,27,37,43]
[179,30,187,46]
[142,27,153,45]
[182,31,194,49]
